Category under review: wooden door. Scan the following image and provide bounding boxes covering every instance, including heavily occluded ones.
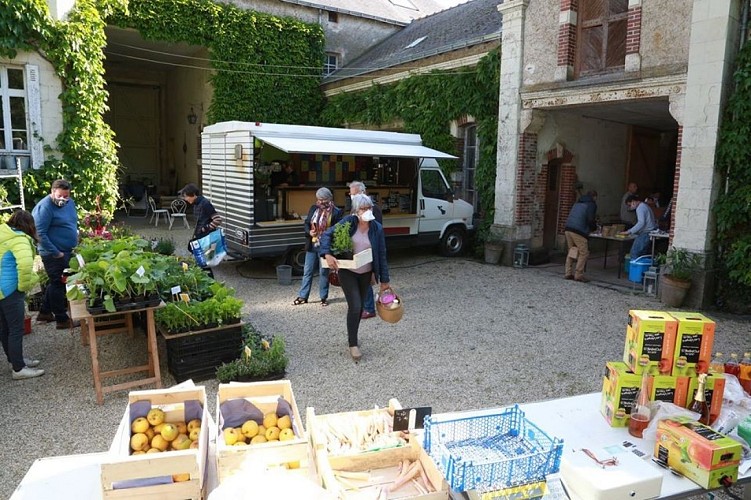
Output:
[627,127,661,194]
[106,83,160,183]
[543,160,562,249]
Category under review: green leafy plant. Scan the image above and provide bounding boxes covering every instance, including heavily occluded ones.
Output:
[331,221,353,256]
[664,247,702,282]
[152,238,176,256]
[216,324,287,383]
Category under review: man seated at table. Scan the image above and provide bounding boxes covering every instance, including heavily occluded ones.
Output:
[619,195,658,258]
[563,191,598,282]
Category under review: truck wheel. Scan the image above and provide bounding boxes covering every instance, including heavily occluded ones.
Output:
[287,248,306,276]
[440,226,465,257]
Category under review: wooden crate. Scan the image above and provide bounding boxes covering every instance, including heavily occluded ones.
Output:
[309,406,447,499]
[102,386,209,499]
[215,380,313,484]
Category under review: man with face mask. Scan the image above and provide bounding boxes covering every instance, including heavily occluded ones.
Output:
[32,179,79,329]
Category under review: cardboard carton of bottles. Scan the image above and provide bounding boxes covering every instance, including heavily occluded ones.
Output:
[685,373,725,424]
[655,417,741,489]
[601,361,643,427]
[668,312,715,377]
[623,310,678,375]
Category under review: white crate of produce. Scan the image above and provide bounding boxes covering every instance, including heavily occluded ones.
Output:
[308,406,448,499]
[215,380,313,484]
[102,386,209,500]
[320,248,372,269]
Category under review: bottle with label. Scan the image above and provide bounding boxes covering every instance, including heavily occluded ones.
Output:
[688,373,711,425]
[724,353,741,377]
[709,352,725,375]
[628,359,652,438]
[739,352,751,394]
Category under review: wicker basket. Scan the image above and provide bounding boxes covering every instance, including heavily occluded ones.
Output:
[375,288,404,324]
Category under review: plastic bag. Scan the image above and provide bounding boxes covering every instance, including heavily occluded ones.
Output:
[189,228,227,267]
[642,401,699,442]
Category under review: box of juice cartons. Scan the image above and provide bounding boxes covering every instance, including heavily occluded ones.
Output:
[668,312,715,377]
[601,361,642,427]
[623,310,678,375]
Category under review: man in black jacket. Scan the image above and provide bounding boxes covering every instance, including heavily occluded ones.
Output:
[563,191,597,283]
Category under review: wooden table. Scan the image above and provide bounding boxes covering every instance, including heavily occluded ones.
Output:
[70,301,164,404]
[588,233,635,279]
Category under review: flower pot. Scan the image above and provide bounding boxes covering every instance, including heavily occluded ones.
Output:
[233,371,286,383]
[484,243,503,264]
[660,275,691,307]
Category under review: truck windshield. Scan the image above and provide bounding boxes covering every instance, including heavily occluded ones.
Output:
[421,169,452,201]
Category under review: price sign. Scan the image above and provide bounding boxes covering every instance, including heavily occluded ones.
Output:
[393,407,432,431]
[76,254,85,267]
[136,266,145,277]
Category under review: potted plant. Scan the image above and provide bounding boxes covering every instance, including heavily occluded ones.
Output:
[216,326,288,383]
[331,221,353,260]
[483,232,504,265]
[660,247,702,307]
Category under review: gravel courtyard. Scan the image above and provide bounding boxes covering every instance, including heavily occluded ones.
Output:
[2,217,749,498]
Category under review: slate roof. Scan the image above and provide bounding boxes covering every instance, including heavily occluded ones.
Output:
[278,0,450,25]
[324,0,502,83]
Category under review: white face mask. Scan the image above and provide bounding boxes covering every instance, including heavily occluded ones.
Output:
[359,209,375,222]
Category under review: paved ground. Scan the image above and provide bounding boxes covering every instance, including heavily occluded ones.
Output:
[2,215,749,498]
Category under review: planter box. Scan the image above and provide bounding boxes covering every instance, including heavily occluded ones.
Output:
[320,248,372,270]
[27,291,44,312]
[103,386,209,499]
[161,323,244,382]
[215,380,312,484]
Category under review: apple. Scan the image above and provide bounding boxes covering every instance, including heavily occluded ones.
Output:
[146,408,166,426]
[131,417,149,434]
[171,434,192,451]
[160,423,179,442]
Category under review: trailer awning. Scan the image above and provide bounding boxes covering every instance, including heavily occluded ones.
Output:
[254,134,457,159]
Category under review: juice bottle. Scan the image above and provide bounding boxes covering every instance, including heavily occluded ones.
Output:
[724,353,740,377]
[739,352,751,394]
[628,358,652,438]
[709,352,725,375]
[688,373,710,425]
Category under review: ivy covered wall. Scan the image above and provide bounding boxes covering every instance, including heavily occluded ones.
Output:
[1,0,325,212]
[322,49,501,238]
[714,41,751,312]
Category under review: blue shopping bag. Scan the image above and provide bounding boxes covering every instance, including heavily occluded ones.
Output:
[189,228,227,267]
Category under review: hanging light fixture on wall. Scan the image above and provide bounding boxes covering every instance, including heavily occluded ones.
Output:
[187,107,198,125]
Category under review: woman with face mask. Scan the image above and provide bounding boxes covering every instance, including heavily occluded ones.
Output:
[293,188,342,307]
[319,194,391,362]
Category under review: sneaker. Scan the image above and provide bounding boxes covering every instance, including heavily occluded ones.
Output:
[361,311,376,320]
[56,319,81,330]
[12,366,45,380]
[349,346,362,362]
[36,311,55,323]
[8,358,40,371]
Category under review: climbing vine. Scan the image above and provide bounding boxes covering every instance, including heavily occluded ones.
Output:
[322,49,500,238]
[2,0,325,212]
[714,41,751,310]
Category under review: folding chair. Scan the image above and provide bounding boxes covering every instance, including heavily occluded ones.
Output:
[148,196,170,227]
[168,198,190,230]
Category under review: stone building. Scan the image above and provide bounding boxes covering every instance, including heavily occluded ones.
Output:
[495,0,746,307]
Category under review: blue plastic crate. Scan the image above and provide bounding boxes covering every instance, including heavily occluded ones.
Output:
[423,405,563,493]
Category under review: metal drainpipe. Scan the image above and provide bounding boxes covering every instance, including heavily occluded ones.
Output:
[741,0,750,50]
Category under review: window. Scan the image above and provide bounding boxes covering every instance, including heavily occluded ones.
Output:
[577,0,628,75]
[462,125,479,211]
[328,11,338,23]
[421,169,451,201]
[323,53,339,77]
[0,66,28,153]
[405,36,427,49]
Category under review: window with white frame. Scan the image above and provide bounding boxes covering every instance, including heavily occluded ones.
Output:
[463,124,479,212]
[323,53,339,76]
[0,67,29,154]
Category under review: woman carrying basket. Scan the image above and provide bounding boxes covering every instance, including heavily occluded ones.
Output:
[320,194,391,362]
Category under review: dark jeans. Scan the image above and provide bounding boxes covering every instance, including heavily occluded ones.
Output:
[41,253,70,322]
[0,290,27,371]
[338,269,372,347]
